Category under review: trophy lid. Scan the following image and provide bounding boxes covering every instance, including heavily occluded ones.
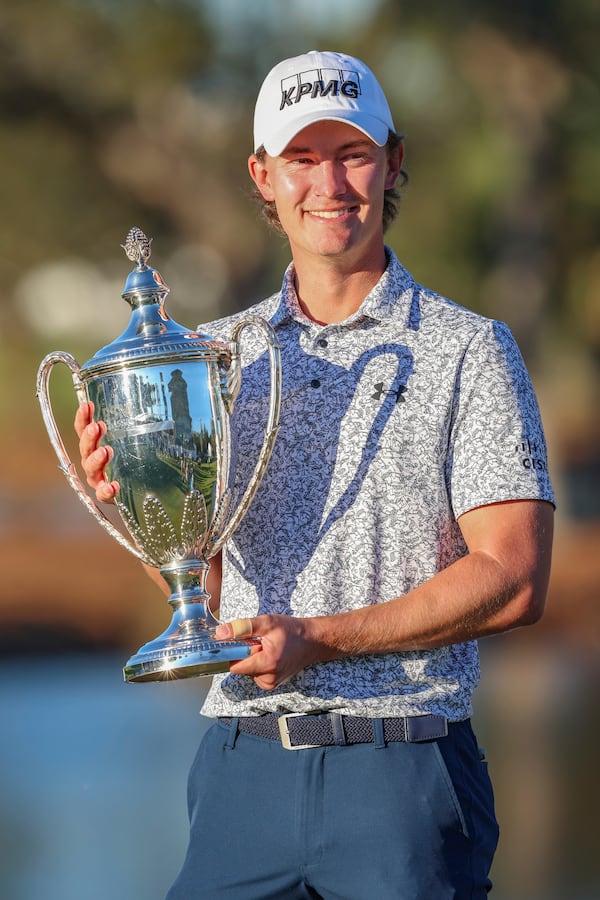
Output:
[81,227,229,376]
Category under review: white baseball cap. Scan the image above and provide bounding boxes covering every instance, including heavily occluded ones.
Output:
[253,50,396,156]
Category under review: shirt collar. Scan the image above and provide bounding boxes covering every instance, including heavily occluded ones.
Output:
[267,248,416,330]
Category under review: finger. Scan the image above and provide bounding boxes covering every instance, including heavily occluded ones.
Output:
[228,657,281,691]
[215,617,254,641]
[254,675,282,691]
[82,444,113,485]
[231,618,254,640]
[96,479,120,503]
[79,421,106,463]
[74,401,94,438]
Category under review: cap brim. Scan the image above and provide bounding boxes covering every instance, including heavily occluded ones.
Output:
[260,111,390,156]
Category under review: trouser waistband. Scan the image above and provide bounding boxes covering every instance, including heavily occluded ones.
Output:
[218,712,449,750]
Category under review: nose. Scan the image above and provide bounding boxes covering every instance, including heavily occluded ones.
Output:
[314,160,347,197]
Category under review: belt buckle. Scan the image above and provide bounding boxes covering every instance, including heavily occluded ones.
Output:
[278,713,321,750]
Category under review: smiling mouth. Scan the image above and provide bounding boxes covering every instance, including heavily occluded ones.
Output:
[308,207,357,219]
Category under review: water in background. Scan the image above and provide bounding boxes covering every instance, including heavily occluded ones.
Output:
[0,654,210,900]
[1,646,598,900]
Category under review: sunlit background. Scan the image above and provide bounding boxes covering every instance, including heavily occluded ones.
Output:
[1,1,599,898]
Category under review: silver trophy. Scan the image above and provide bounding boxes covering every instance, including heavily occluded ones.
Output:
[36,227,281,682]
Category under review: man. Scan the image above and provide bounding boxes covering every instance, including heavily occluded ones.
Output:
[76,50,555,899]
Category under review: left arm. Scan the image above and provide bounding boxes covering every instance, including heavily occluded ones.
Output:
[217,498,554,690]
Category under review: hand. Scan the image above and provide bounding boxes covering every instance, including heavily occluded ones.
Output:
[74,401,120,503]
[214,614,323,691]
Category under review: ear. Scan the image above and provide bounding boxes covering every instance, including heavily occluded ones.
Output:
[248,154,275,202]
[384,142,404,190]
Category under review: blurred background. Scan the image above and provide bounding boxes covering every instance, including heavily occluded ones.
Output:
[0,1,598,898]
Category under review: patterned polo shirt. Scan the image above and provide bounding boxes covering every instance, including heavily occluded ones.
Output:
[200,249,554,722]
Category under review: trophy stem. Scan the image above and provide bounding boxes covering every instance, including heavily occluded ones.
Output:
[123,557,260,683]
[161,558,214,612]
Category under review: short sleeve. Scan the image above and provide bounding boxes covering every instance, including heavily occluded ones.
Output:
[448,320,555,517]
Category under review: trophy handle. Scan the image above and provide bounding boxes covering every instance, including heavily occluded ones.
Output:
[36,350,149,563]
[210,316,282,554]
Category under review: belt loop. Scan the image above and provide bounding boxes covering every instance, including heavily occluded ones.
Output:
[331,713,347,746]
[371,718,386,749]
[225,717,239,749]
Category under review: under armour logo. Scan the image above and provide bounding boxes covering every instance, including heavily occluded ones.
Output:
[372,382,407,403]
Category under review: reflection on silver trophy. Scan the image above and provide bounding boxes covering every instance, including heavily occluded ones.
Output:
[36,227,281,682]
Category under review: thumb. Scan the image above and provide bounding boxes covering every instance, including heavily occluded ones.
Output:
[215,617,254,641]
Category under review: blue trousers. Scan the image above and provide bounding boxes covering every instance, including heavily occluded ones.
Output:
[166,718,499,899]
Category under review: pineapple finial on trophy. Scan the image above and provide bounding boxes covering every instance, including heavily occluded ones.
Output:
[121,226,153,268]
[120,226,169,303]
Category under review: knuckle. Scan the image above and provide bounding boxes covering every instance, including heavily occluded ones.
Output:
[93,447,108,465]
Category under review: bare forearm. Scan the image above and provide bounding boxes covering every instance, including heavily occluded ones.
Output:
[304,501,554,663]
[305,551,540,662]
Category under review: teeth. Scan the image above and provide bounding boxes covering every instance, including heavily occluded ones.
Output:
[310,209,349,219]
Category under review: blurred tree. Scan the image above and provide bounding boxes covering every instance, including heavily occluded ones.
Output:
[0,0,213,285]
[359,1,600,351]
[0,0,598,486]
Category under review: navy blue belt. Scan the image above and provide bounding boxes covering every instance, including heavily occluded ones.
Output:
[218,712,449,750]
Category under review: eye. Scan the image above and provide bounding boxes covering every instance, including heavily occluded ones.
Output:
[343,150,370,164]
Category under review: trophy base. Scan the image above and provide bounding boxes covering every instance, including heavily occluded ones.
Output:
[124,638,260,683]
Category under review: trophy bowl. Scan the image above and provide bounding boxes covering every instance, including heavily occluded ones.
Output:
[36,227,281,682]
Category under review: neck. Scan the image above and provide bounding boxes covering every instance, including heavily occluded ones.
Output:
[292,249,387,325]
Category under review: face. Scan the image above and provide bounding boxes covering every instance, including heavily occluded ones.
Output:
[248,120,402,269]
